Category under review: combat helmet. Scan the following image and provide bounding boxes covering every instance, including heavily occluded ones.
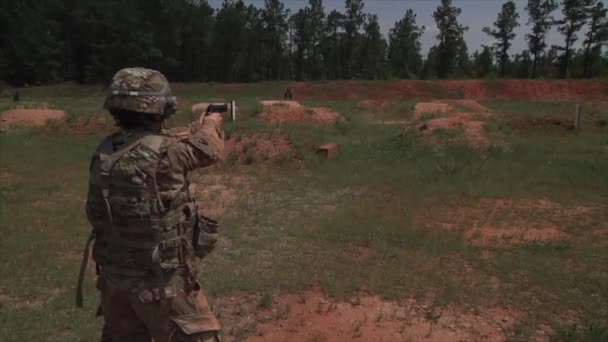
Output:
[104,67,176,116]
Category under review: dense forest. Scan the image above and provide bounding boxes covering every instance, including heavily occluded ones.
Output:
[0,0,607,86]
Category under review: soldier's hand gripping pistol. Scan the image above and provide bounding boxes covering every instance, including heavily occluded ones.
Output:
[199,103,235,124]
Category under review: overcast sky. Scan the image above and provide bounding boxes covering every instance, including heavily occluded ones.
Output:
[208,0,602,55]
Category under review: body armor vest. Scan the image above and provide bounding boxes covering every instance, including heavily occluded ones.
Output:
[86,132,194,278]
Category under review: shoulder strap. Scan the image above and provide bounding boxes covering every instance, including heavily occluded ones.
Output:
[97,132,147,224]
[100,133,148,175]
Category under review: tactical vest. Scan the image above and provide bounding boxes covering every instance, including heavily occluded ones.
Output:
[86,131,194,278]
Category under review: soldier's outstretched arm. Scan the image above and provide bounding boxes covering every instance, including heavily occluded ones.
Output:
[167,114,225,173]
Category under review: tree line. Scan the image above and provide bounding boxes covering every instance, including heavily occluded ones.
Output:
[0,0,607,86]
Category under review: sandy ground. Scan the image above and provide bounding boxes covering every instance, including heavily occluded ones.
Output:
[1,109,66,128]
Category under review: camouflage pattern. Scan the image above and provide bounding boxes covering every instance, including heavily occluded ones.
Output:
[86,110,224,340]
[98,276,221,342]
[104,67,176,116]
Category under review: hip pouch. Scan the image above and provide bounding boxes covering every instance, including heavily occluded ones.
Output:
[193,215,219,259]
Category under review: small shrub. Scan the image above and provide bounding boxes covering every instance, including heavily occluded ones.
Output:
[258,292,272,309]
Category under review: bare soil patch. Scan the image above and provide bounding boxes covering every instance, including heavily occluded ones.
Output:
[214,290,521,342]
[0,171,18,185]
[465,227,569,246]
[0,288,63,310]
[190,174,251,219]
[260,101,341,124]
[222,135,292,165]
[357,99,393,110]
[1,109,66,128]
[427,198,602,246]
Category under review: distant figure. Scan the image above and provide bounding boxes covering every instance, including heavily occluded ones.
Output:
[13,91,19,104]
[283,87,293,100]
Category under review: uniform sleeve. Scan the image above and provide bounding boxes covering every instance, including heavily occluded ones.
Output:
[165,119,225,174]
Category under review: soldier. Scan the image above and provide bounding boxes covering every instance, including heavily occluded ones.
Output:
[78,67,224,342]
[283,87,293,100]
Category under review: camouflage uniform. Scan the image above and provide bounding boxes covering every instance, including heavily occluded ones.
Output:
[81,68,224,342]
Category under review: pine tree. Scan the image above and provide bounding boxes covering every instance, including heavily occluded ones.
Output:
[261,0,290,80]
[291,0,327,80]
[387,9,424,79]
[582,1,608,77]
[420,45,438,79]
[483,0,520,77]
[291,7,312,80]
[323,10,345,79]
[343,0,365,78]
[433,0,468,78]
[360,14,387,79]
[556,0,594,78]
[213,0,251,82]
[308,0,326,79]
[473,45,495,78]
[525,0,558,78]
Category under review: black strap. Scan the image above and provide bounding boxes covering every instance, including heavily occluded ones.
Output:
[75,231,96,308]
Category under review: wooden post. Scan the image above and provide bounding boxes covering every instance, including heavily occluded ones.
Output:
[574,104,581,130]
[231,100,236,122]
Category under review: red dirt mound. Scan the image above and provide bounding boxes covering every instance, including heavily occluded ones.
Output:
[451,99,492,113]
[290,80,608,101]
[414,102,453,119]
[260,101,341,124]
[1,109,66,128]
[214,290,521,342]
[417,112,493,149]
[222,135,292,164]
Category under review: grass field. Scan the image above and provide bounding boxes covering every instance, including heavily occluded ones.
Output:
[0,83,607,341]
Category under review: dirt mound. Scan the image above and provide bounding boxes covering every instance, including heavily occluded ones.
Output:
[417,112,492,149]
[414,102,453,119]
[223,135,292,165]
[452,100,492,113]
[215,290,520,342]
[260,101,341,124]
[1,109,66,128]
[291,80,608,101]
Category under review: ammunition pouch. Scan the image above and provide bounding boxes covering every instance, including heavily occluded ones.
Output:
[193,215,218,259]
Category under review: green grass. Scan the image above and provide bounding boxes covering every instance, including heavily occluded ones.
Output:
[1,89,607,341]
[481,100,578,116]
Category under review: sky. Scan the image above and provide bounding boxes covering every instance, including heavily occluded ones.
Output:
[207,0,605,55]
